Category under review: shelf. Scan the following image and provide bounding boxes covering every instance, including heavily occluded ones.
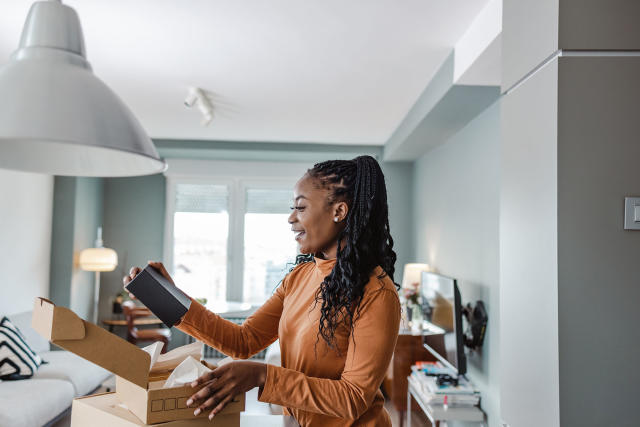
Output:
[407,377,486,426]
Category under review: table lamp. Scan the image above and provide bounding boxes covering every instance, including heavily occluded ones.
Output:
[79,227,118,324]
[401,263,430,289]
[401,263,430,332]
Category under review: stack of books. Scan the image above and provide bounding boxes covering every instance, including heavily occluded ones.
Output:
[408,362,481,408]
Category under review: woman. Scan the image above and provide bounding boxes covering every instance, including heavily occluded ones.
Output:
[123,155,401,426]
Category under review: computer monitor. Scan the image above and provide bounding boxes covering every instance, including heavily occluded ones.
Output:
[420,271,467,376]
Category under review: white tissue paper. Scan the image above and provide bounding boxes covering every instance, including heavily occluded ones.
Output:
[141,341,164,370]
[163,356,212,388]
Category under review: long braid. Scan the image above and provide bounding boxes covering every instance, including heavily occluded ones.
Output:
[298,155,399,352]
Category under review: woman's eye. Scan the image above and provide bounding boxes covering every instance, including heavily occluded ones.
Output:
[289,206,305,211]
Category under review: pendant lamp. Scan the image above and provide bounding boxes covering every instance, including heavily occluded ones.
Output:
[0,0,166,177]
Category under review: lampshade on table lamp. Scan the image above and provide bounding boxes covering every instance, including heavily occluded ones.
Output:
[401,263,430,289]
[79,227,117,323]
[401,263,430,332]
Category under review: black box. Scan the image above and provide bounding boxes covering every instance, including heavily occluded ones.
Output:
[125,265,191,327]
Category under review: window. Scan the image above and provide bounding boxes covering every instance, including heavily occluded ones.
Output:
[243,188,298,304]
[164,160,309,305]
[172,184,228,302]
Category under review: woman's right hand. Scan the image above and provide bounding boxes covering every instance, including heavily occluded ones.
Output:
[122,261,176,299]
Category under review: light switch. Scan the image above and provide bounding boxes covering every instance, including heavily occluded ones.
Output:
[624,197,640,230]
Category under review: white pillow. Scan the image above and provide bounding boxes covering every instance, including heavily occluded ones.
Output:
[0,316,44,380]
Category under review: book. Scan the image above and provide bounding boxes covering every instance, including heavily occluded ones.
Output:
[408,376,480,408]
[414,361,450,375]
[426,404,485,422]
[410,370,479,395]
[408,375,480,405]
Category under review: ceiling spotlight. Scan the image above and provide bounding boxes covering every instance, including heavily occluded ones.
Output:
[184,87,214,126]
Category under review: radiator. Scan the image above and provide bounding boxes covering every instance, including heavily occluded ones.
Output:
[186,317,267,360]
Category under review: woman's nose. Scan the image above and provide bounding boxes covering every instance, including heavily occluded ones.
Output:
[288,210,296,224]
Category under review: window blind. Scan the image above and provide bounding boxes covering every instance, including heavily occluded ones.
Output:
[175,184,228,213]
[245,188,292,214]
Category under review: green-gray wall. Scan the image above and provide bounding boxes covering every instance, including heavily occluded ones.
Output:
[381,161,414,280]
[49,177,103,320]
[412,101,501,426]
[99,174,166,326]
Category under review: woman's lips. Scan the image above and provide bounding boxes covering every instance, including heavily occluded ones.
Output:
[294,231,305,241]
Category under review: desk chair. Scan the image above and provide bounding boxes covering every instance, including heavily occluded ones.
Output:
[122,301,171,353]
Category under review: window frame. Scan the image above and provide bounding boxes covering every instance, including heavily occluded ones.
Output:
[163,159,308,302]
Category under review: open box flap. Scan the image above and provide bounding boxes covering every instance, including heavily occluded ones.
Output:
[32,297,151,389]
[32,297,85,340]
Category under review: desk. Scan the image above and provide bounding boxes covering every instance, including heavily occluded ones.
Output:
[407,379,485,427]
[102,318,163,332]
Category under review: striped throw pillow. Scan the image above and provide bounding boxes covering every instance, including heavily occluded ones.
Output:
[0,316,44,380]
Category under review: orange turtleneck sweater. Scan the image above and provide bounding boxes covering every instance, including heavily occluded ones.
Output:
[176,257,401,426]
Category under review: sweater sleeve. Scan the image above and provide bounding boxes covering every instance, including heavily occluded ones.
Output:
[176,279,286,359]
[258,287,401,420]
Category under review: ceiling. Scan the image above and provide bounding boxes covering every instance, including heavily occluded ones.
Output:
[0,0,489,145]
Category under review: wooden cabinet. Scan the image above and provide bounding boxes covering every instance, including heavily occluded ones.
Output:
[383,332,436,427]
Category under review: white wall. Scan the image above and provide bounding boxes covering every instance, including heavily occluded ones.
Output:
[413,101,501,426]
[0,169,53,316]
[500,60,560,427]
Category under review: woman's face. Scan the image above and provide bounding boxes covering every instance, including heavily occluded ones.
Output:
[288,174,347,258]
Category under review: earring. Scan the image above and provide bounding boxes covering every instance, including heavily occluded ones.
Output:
[334,217,339,222]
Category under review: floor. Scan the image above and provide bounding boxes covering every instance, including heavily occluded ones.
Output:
[385,400,431,427]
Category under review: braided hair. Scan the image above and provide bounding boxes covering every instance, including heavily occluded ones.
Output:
[300,155,399,352]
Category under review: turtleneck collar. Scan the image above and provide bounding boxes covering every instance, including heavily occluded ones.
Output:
[313,256,336,276]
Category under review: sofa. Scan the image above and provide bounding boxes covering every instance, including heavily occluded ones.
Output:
[0,310,112,427]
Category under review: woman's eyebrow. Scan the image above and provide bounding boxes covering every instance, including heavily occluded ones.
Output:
[294,195,308,201]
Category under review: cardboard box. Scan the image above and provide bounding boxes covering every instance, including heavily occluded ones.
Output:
[71,392,240,426]
[32,297,245,424]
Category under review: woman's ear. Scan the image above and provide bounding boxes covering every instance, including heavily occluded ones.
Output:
[333,201,349,223]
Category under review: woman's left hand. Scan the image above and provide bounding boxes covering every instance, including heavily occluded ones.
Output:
[186,361,267,420]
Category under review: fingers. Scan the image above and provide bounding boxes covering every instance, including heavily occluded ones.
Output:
[122,267,142,300]
[186,367,227,407]
[190,370,219,388]
[194,384,235,418]
[186,378,224,409]
[209,394,234,420]
[122,266,141,287]
[147,260,176,285]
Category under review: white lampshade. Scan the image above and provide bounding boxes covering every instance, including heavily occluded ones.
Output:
[79,247,118,272]
[0,1,166,177]
[401,263,430,289]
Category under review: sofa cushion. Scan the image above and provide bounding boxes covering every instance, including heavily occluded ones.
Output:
[0,378,74,427]
[33,351,111,396]
[6,311,50,354]
[0,316,43,380]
